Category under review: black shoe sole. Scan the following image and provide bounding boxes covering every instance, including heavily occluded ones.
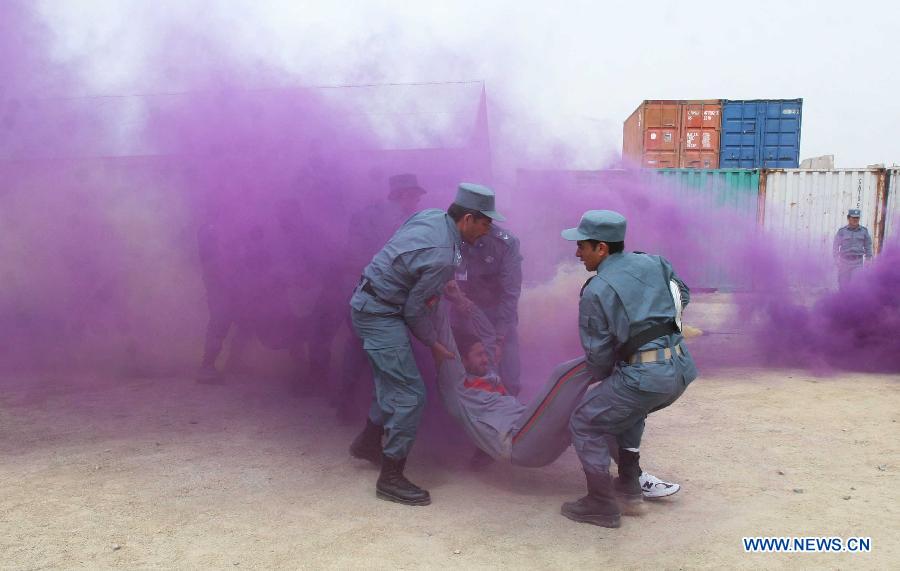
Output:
[376,489,431,506]
[643,486,681,501]
[560,508,621,528]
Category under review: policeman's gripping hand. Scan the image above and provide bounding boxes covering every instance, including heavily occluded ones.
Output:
[431,341,457,363]
[444,281,474,314]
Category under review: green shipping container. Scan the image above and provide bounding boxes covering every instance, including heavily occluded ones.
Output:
[645,169,760,291]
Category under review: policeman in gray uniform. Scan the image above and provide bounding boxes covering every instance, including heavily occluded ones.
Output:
[833,208,873,289]
[332,174,427,419]
[457,225,524,395]
[559,210,697,528]
[348,183,505,506]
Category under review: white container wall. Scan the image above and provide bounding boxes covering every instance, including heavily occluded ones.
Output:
[884,169,900,247]
[762,169,883,260]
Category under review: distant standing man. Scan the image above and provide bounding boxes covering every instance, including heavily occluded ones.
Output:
[833,208,873,289]
[348,184,505,506]
[560,210,697,528]
[196,210,252,384]
[457,224,524,395]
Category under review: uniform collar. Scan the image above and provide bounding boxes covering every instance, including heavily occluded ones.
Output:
[446,213,462,246]
[596,252,625,274]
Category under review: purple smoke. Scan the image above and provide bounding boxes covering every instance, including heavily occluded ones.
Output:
[3,0,899,410]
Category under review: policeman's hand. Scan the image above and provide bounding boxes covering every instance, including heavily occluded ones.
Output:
[492,335,505,362]
[444,280,461,298]
[431,341,457,363]
[444,281,474,313]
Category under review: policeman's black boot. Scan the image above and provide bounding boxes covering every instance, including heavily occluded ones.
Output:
[376,455,431,506]
[560,471,621,528]
[349,420,383,466]
[614,448,646,515]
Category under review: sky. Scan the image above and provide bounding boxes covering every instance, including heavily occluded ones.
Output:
[34,0,900,169]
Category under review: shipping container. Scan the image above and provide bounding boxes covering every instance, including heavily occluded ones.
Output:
[622,100,721,169]
[720,99,803,168]
[884,169,900,247]
[650,168,759,212]
[760,169,885,260]
[648,169,759,290]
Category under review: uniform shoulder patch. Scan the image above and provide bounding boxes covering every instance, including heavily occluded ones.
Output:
[492,227,510,240]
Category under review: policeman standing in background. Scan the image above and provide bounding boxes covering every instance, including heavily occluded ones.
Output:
[348,183,504,506]
[196,206,252,384]
[456,223,523,395]
[559,210,697,528]
[833,208,873,289]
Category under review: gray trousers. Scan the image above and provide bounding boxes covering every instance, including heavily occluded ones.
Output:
[570,373,686,475]
[509,358,592,467]
[837,261,863,289]
[351,308,426,460]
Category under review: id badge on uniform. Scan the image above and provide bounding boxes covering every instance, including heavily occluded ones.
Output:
[455,251,468,282]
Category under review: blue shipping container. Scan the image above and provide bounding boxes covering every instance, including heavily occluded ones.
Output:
[719,99,802,168]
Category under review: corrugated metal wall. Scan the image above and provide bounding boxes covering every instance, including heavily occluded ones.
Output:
[650,169,759,211]
[885,169,900,246]
[517,167,895,290]
[762,169,883,259]
[649,169,759,290]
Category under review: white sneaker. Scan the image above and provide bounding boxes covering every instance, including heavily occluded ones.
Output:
[640,472,680,499]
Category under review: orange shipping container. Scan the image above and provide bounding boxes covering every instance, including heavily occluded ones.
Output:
[622,100,721,169]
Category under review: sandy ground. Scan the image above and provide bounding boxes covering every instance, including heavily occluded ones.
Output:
[1,296,898,570]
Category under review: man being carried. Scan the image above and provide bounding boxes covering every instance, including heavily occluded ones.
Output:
[454,222,524,395]
[433,305,680,500]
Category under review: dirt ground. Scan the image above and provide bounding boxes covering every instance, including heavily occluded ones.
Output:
[1,295,898,570]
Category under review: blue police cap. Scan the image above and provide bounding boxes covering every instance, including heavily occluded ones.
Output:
[561,210,627,242]
[453,183,505,221]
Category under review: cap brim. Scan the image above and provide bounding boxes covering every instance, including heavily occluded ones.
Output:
[561,227,589,241]
[482,210,506,222]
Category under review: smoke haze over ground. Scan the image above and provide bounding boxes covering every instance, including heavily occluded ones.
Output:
[2,0,899,413]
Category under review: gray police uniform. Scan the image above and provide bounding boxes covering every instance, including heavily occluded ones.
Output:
[337,175,427,415]
[350,209,462,459]
[562,211,697,476]
[458,225,523,394]
[833,221,873,289]
[338,200,415,387]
